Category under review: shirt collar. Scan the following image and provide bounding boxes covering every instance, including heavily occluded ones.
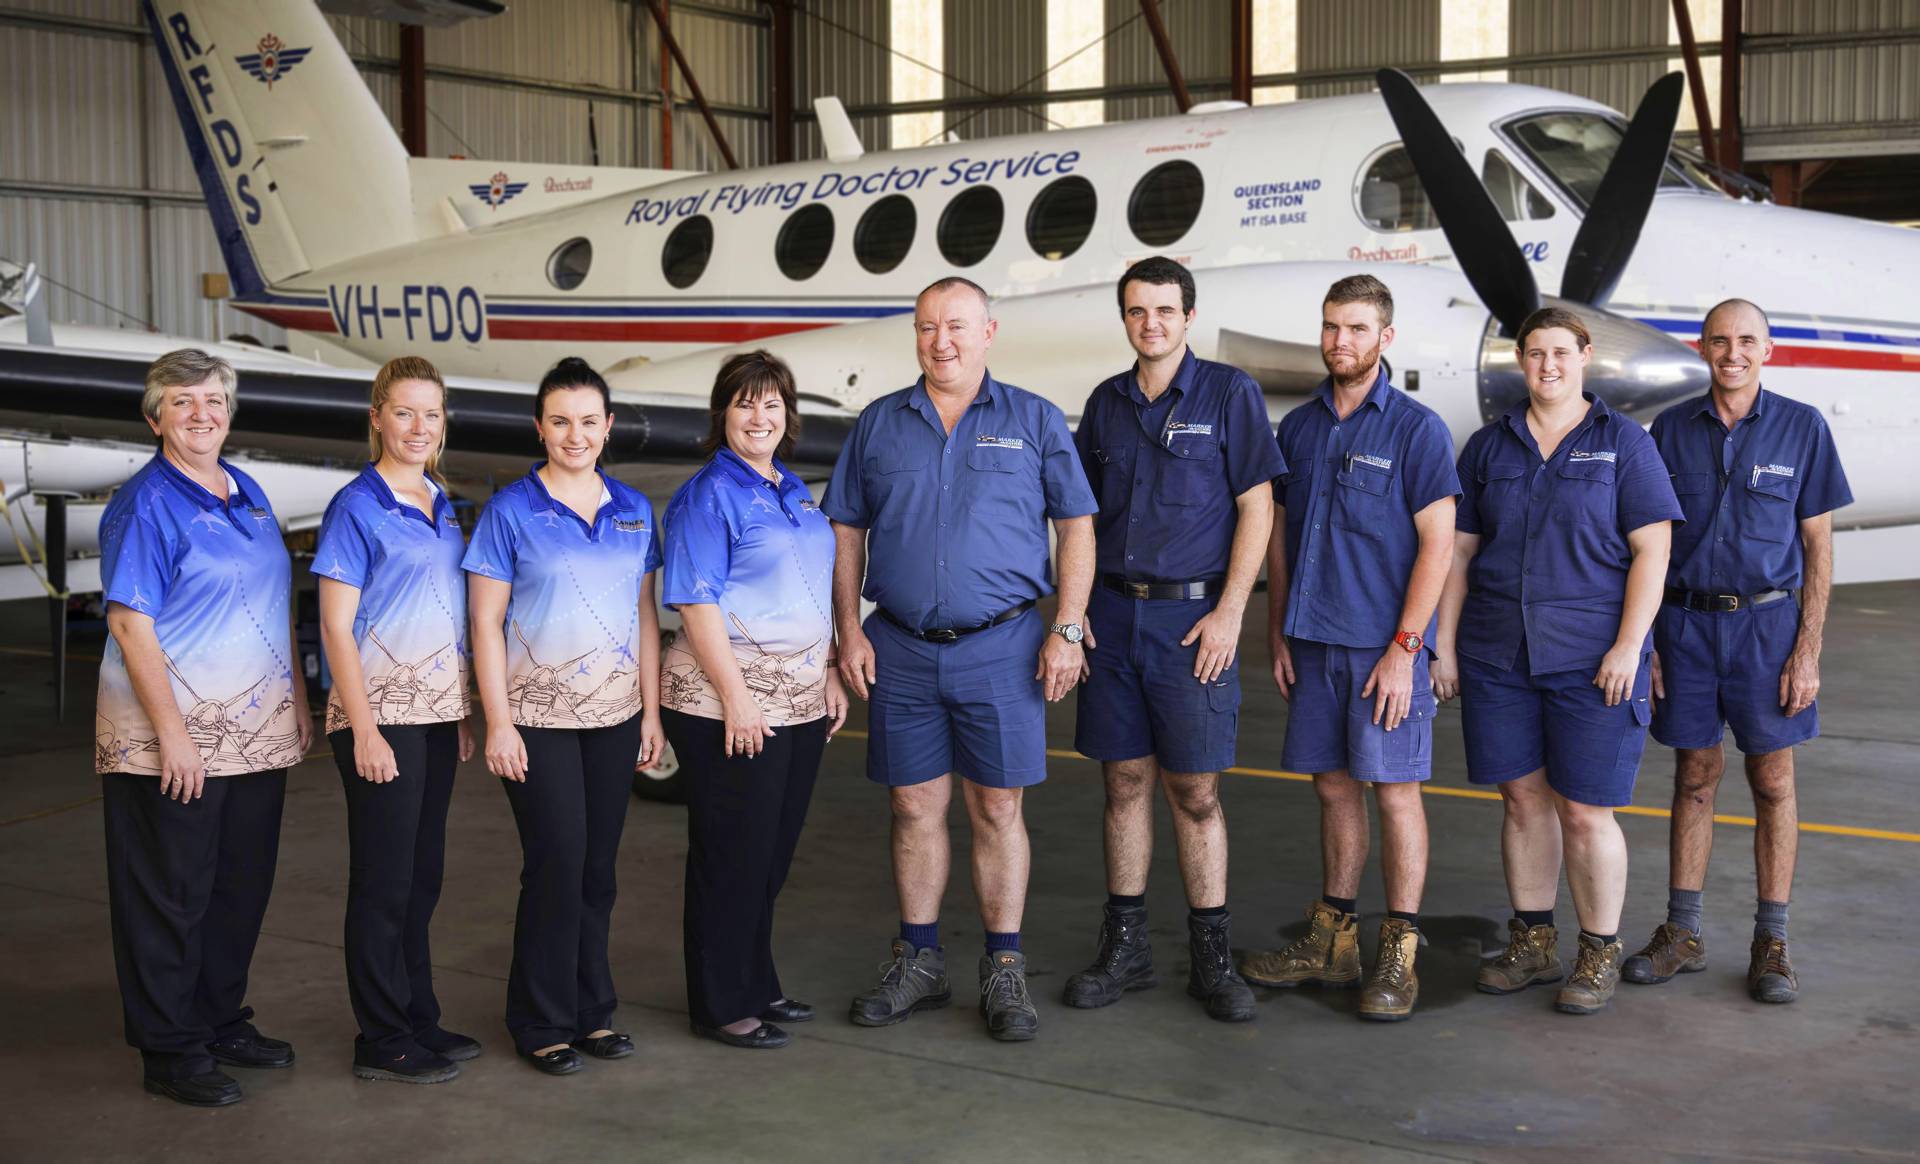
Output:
[526,462,615,515]
[155,452,253,511]
[712,446,800,492]
[1500,391,1613,447]
[1694,387,1770,425]
[358,462,451,525]
[903,370,997,415]
[1117,347,1197,408]
[1312,365,1393,418]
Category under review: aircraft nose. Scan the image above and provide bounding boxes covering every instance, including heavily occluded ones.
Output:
[1476,299,1709,424]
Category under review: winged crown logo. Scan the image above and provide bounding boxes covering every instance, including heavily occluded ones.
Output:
[236,33,311,89]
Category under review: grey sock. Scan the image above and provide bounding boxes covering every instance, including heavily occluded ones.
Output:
[1755,899,1789,942]
[1666,888,1704,935]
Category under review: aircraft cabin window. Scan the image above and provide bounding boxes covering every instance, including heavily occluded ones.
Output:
[1481,151,1555,222]
[546,237,593,291]
[1025,175,1098,260]
[1503,112,1694,210]
[1354,147,1438,233]
[1128,160,1204,247]
[661,214,714,289]
[855,194,916,274]
[776,203,835,281]
[938,185,1004,267]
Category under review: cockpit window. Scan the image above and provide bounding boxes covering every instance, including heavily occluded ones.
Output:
[1502,111,1705,209]
[1481,150,1555,221]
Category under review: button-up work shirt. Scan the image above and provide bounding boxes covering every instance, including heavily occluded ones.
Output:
[823,373,1097,631]
[1648,389,1852,595]
[1274,369,1461,649]
[1456,394,1684,676]
[1074,348,1286,583]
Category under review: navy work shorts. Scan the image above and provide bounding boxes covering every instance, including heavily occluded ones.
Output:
[1460,636,1653,808]
[1279,638,1434,782]
[1651,597,1816,755]
[866,607,1049,789]
[1074,585,1240,774]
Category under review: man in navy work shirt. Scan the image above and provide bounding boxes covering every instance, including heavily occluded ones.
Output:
[826,276,1097,1043]
[1623,298,1852,1005]
[1061,256,1282,1024]
[1239,275,1460,1022]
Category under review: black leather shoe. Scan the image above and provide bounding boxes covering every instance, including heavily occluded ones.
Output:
[417,1027,483,1062]
[207,1030,295,1069]
[570,1031,635,1059]
[352,1045,459,1085]
[759,997,814,1023]
[691,1021,790,1049]
[144,1070,242,1107]
[523,1046,584,1075]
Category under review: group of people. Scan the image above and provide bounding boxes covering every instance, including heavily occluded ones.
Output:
[92,257,1847,1107]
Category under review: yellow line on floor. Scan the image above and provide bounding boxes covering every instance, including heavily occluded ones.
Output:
[834,730,1920,844]
[0,794,103,827]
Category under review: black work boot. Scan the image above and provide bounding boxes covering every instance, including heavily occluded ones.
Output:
[1062,902,1156,1008]
[979,949,1040,1042]
[1187,911,1256,1022]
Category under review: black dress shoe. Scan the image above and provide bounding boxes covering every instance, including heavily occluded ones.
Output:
[522,1046,584,1075]
[144,1070,243,1107]
[352,1045,460,1085]
[690,1021,790,1049]
[207,1030,295,1069]
[417,1027,483,1062]
[570,1031,635,1060]
[760,997,815,1023]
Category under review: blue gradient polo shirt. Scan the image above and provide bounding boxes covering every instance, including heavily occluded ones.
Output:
[1649,389,1852,595]
[463,464,662,730]
[1074,347,1287,582]
[1455,393,1684,676]
[823,372,1097,631]
[95,454,306,777]
[660,448,835,726]
[313,464,471,734]
[1274,368,1461,649]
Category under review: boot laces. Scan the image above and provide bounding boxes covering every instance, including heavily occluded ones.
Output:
[1377,934,1411,983]
[1756,936,1791,977]
[983,961,1030,1008]
[1194,924,1234,980]
[1570,940,1610,986]
[1094,918,1135,975]
[1648,922,1688,956]
[1495,928,1537,968]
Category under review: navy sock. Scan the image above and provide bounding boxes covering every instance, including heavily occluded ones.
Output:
[900,920,939,951]
[1516,908,1554,929]
[1190,904,1228,919]
[1388,910,1419,929]
[1323,894,1357,917]
[1107,892,1146,909]
[1755,899,1789,942]
[1666,887,1704,935]
[1580,929,1619,946]
[985,930,1021,954]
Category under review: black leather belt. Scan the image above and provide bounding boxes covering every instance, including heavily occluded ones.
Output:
[1101,574,1224,601]
[878,600,1034,643]
[1663,586,1791,613]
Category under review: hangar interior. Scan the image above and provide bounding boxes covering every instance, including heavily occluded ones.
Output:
[3,1,1919,1160]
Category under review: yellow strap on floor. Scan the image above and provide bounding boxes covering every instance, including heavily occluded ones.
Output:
[0,478,71,601]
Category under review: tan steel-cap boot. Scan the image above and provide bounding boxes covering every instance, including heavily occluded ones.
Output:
[1358,918,1420,1022]
[1476,919,1565,994]
[1554,932,1624,1015]
[1238,900,1361,988]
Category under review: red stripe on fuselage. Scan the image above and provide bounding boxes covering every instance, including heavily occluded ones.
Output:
[1684,339,1920,373]
[485,319,836,343]
[238,305,338,332]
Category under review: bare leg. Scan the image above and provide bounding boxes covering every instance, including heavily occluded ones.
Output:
[1746,749,1798,904]
[1159,771,1226,909]
[1313,769,1368,901]
[1669,746,1725,891]
[891,778,952,925]
[1555,793,1628,936]
[1102,757,1159,897]
[1498,771,1561,912]
[1374,782,1428,915]
[962,783,1029,934]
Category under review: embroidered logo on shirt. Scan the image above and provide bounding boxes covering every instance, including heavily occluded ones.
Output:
[975,435,1025,450]
[799,499,820,513]
[612,517,648,533]
[1166,422,1214,439]
[1352,453,1393,470]
[1567,450,1618,463]
[1755,463,1797,479]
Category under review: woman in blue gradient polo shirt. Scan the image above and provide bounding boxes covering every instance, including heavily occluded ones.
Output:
[96,349,313,1108]
[315,356,478,1085]
[659,351,847,1050]
[464,357,664,1076]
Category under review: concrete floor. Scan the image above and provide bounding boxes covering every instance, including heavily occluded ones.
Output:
[2,583,1917,1162]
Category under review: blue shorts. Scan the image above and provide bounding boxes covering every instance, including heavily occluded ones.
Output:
[1073,585,1240,774]
[1459,637,1652,808]
[1651,598,1816,755]
[1279,638,1434,782]
[866,607,1049,789]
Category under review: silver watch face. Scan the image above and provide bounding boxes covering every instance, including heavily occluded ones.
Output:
[1055,623,1083,643]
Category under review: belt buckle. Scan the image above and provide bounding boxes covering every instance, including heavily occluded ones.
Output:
[1725,595,1740,612]
[924,628,959,644]
[1124,581,1151,600]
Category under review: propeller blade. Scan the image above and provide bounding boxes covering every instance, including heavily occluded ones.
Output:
[1374,68,1541,336]
[1559,72,1686,307]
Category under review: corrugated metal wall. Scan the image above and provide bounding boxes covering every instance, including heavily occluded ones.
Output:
[1507,0,1672,113]
[1299,0,1439,98]
[1745,0,1920,145]
[1103,0,1232,122]
[943,0,1048,141]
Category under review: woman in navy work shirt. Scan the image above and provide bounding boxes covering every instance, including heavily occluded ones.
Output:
[1433,307,1682,1017]
[315,356,479,1084]
[465,358,666,1075]
[659,351,847,1049]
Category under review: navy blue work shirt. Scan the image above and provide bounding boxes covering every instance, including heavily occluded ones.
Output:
[1456,393,1684,676]
[823,372,1097,631]
[1074,348,1286,582]
[1275,369,1461,649]
[1648,389,1851,595]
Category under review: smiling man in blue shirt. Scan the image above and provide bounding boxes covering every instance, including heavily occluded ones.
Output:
[827,276,1096,1043]
[1623,299,1852,1005]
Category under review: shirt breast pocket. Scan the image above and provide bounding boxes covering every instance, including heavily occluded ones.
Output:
[1744,473,1801,542]
[1670,472,1715,528]
[966,443,1037,515]
[1477,464,1527,531]
[1554,459,1617,526]
[1092,445,1134,511]
[1157,441,1219,507]
[864,447,933,516]
[1332,463,1393,537]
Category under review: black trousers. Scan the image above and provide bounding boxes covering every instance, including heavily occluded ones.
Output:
[663,709,826,1029]
[500,714,641,1053]
[330,721,459,1054]
[102,768,286,1080]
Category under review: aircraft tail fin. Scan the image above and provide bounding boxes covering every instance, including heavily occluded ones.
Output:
[144,0,415,296]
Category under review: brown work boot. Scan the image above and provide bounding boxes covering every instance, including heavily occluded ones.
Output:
[1358,919,1420,1022]
[1554,932,1624,1014]
[1748,936,1799,1004]
[1621,922,1708,985]
[1476,919,1564,994]
[1238,901,1361,988]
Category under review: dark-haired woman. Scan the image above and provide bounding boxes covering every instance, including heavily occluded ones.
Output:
[316,356,479,1084]
[464,357,665,1074]
[1432,308,1681,1016]
[659,350,845,1049]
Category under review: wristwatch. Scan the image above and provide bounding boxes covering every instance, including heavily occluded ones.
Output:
[1051,622,1085,644]
[1393,629,1424,655]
